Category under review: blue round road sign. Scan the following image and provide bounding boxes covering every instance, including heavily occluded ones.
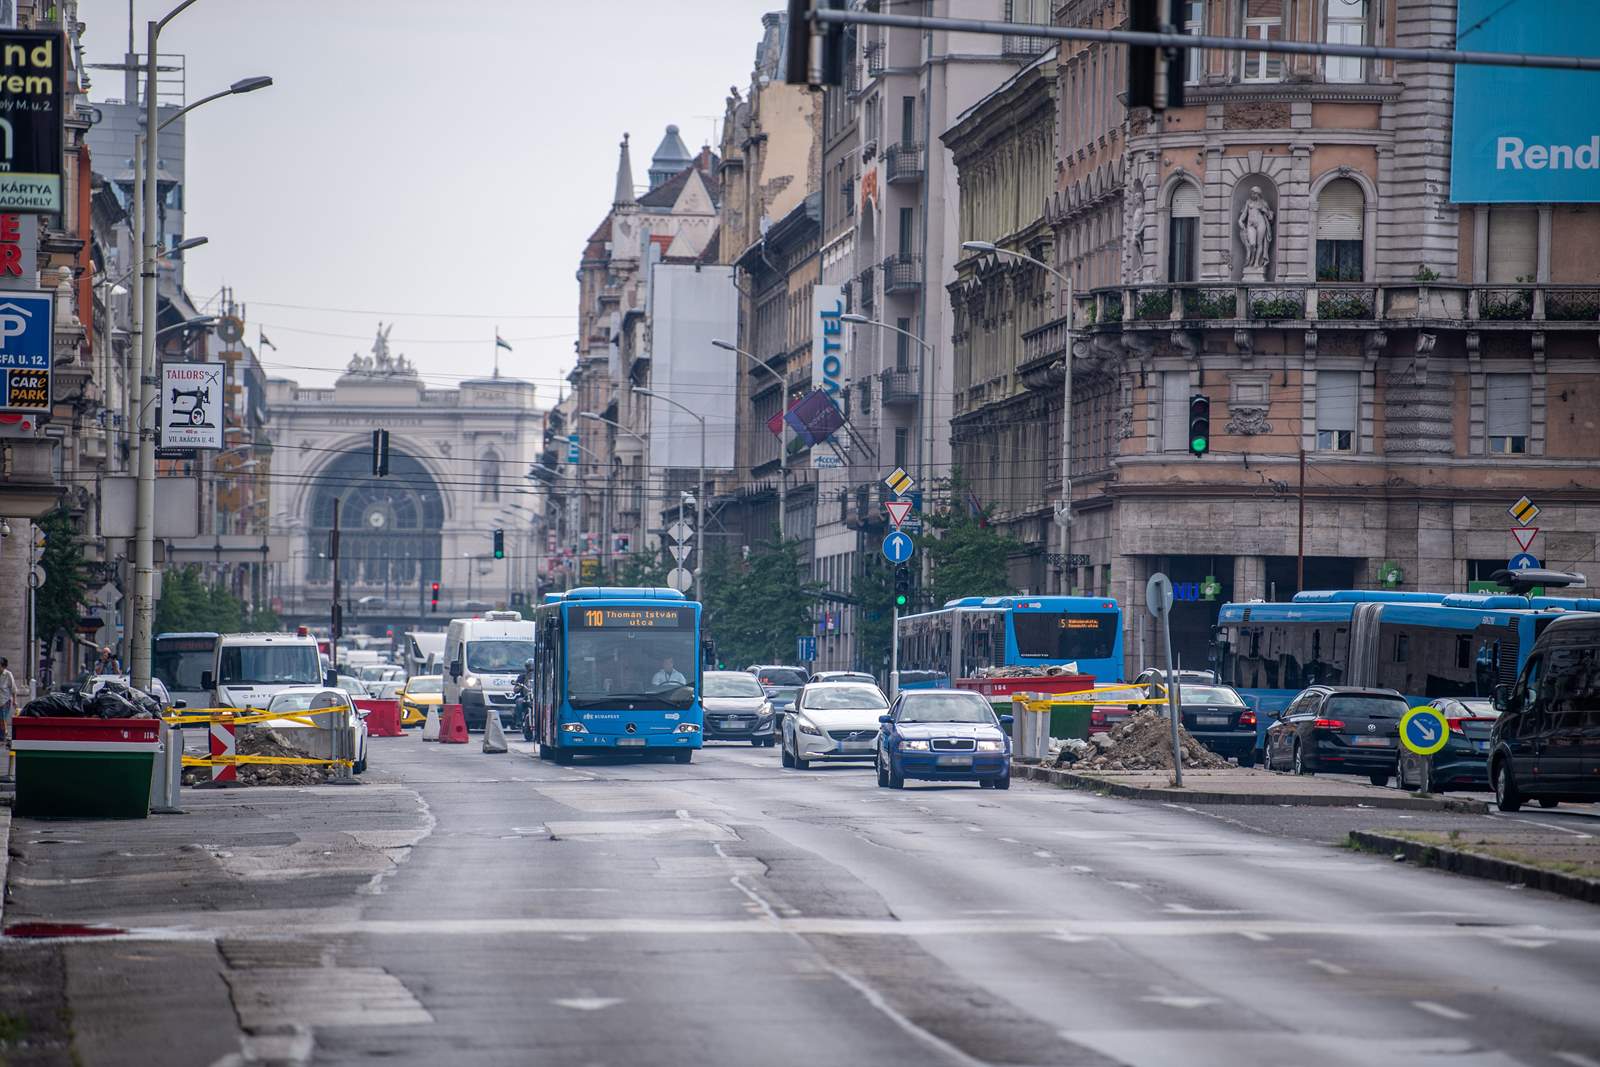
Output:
[1400,705,1449,756]
[881,530,915,564]
[1508,552,1540,572]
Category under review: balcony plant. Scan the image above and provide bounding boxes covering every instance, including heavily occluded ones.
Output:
[1250,294,1305,320]
[1136,291,1172,320]
[1318,291,1371,320]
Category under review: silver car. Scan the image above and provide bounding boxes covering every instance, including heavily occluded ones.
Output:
[702,670,775,746]
[781,681,889,769]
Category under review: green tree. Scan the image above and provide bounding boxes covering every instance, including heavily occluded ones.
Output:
[34,508,87,660]
[614,546,673,588]
[154,566,275,635]
[917,479,1018,609]
[700,531,821,669]
[852,554,895,675]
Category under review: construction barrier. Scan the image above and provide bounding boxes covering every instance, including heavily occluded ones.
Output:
[421,706,441,742]
[439,705,469,745]
[164,706,357,775]
[482,707,508,754]
[1009,687,1175,747]
[356,699,404,738]
[11,717,162,818]
[210,712,238,782]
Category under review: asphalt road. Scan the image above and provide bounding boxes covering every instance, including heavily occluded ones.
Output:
[6,736,1600,1066]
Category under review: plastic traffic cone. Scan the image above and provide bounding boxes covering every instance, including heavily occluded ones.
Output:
[421,706,441,742]
[440,705,469,745]
[482,708,508,754]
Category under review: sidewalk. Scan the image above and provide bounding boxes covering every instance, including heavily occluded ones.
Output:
[1012,762,1490,812]
[1351,829,1600,904]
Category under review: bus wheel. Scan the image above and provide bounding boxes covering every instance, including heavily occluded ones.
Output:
[674,750,692,764]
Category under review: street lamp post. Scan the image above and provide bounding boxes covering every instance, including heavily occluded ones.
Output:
[578,411,649,570]
[962,240,1075,595]
[129,16,273,690]
[634,388,705,603]
[711,339,786,537]
[567,438,614,584]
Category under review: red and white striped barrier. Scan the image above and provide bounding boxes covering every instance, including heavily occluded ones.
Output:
[210,713,238,783]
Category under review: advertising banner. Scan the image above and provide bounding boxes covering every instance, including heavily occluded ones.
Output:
[0,287,50,412]
[811,284,846,469]
[1450,0,1600,203]
[0,30,65,213]
[159,361,226,450]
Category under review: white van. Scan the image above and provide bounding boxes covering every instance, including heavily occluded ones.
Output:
[404,631,446,678]
[203,632,323,710]
[444,611,537,730]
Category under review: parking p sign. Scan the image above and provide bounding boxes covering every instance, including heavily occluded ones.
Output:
[0,290,53,413]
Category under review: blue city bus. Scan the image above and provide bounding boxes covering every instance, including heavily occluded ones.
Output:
[896,595,1125,687]
[530,586,704,763]
[1215,589,1600,745]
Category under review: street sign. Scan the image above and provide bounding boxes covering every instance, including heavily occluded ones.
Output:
[567,433,580,464]
[884,499,913,526]
[1400,705,1450,757]
[0,290,52,414]
[881,530,914,564]
[158,362,226,450]
[665,567,693,593]
[668,544,691,563]
[1144,572,1173,618]
[28,565,44,589]
[666,520,693,544]
[797,635,817,662]
[1511,526,1538,552]
[883,467,914,497]
[1508,552,1540,572]
[1508,495,1540,525]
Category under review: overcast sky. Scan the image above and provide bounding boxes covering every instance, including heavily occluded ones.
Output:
[78,1,776,400]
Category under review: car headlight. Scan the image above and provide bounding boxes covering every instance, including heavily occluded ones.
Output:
[675,723,701,733]
[758,702,772,718]
[560,722,587,733]
[464,676,482,689]
[901,739,930,751]
[797,718,822,736]
[976,740,1004,752]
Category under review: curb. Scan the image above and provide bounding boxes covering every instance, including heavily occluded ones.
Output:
[1011,763,1489,813]
[1349,830,1600,904]
[0,803,10,927]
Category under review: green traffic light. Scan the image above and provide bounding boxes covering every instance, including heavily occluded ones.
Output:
[895,594,908,607]
[1191,436,1208,452]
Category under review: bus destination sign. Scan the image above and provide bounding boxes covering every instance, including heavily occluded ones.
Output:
[570,606,693,630]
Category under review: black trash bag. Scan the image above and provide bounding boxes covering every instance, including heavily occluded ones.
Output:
[89,686,147,719]
[19,690,89,717]
[126,687,164,717]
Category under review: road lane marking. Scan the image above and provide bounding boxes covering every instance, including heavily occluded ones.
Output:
[815,960,987,1067]
[1163,903,1247,915]
[1033,850,1053,859]
[1112,882,1143,891]
[1140,995,1221,1009]
[1238,931,1272,942]
[1495,936,1552,948]
[552,997,624,1011]
[1554,1052,1600,1067]
[1412,1001,1470,1021]
[1307,959,1350,976]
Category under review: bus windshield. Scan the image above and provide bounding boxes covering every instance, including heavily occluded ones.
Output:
[566,626,697,708]
[153,637,215,692]
[218,644,320,687]
[1012,612,1118,660]
[465,640,537,673]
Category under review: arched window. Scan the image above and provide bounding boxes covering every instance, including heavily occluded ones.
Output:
[1168,182,1200,282]
[480,450,500,502]
[1316,178,1365,281]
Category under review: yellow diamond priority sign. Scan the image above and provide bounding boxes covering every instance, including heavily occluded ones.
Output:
[1508,495,1540,526]
[884,467,914,497]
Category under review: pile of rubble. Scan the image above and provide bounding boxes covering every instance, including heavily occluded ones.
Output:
[1054,710,1230,772]
[972,663,1080,679]
[181,726,336,787]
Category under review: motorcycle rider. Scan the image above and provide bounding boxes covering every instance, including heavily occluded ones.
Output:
[513,657,536,741]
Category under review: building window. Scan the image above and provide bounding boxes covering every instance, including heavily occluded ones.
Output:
[900,96,916,144]
[1168,182,1200,282]
[1241,0,1283,83]
[1315,370,1358,452]
[898,206,915,257]
[1183,0,1207,85]
[1160,370,1190,452]
[1325,0,1366,82]
[1486,373,1531,455]
[1315,178,1365,281]
[1486,207,1538,283]
[893,427,909,469]
[895,317,911,370]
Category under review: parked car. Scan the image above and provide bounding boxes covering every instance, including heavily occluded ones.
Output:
[1134,667,1217,694]
[367,680,406,702]
[877,689,1012,790]
[1396,697,1498,793]
[1263,685,1406,785]
[702,670,775,746]
[262,686,369,775]
[764,684,803,726]
[811,671,877,685]
[1175,683,1258,765]
[780,682,887,769]
[1088,683,1151,733]
[749,664,810,689]
[1489,614,1600,812]
[397,674,443,728]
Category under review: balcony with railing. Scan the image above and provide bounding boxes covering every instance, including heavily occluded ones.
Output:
[1002,30,1051,57]
[864,39,885,75]
[857,265,876,310]
[881,253,923,294]
[880,367,920,407]
[884,141,925,184]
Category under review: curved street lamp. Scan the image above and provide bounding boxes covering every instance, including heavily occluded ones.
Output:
[711,338,789,534]
[635,387,706,602]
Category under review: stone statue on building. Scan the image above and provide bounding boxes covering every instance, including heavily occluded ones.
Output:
[1128,185,1147,280]
[344,323,415,378]
[1237,184,1274,282]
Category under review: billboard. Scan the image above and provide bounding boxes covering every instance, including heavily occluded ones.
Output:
[159,362,226,450]
[1450,0,1600,203]
[0,288,50,412]
[810,284,846,469]
[0,31,65,213]
[645,263,737,472]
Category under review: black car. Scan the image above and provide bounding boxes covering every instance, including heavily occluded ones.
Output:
[1174,683,1258,765]
[1489,614,1600,812]
[1396,697,1498,793]
[1263,685,1406,785]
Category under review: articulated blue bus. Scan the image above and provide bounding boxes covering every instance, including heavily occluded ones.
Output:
[530,587,705,763]
[896,595,1125,687]
[1215,589,1600,737]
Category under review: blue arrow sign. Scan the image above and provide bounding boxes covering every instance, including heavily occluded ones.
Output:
[881,530,914,564]
[1508,552,1540,571]
[1400,705,1450,756]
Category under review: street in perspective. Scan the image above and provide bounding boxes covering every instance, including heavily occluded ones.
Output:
[2,1,1600,1065]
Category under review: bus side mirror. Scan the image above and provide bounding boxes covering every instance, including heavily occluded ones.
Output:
[1492,684,1512,713]
[201,671,214,691]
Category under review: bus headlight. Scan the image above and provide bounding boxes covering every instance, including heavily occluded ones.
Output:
[675,723,701,734]
[560,722,587,733]
[901,739,930,751]
[976,740,1004,752]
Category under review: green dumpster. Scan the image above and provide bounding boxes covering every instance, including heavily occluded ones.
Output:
[12,717,162,819]
[1048,703,1093,741]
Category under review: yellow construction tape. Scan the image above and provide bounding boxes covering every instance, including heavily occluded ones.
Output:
[1008,684,1173,710]
[182,754,354,768]
[164,707,345,728]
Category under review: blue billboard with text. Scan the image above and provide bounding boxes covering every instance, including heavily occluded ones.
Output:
[1449,0,1600,203]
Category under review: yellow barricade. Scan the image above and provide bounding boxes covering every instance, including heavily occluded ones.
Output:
[163,707,346,729]
[181,754,354,769]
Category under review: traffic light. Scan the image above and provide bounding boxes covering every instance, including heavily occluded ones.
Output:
[893,566,910,609]
[371,428,390,477]
[1127,0,1186,112]
[430,581,440,613]
[1188,393,1211,457]
[492,528,505,559]
[783,0,848,87]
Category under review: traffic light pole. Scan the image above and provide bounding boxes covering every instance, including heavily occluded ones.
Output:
[889,603,899,700]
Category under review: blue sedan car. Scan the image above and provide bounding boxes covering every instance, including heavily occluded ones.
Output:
[876,689,1013,790]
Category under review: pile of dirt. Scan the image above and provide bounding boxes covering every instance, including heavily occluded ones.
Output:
[1055,710,1230,772]
[181,726,336,787]
[972,664,1078,678]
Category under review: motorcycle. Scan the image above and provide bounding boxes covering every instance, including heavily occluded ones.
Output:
[513,679,534,743]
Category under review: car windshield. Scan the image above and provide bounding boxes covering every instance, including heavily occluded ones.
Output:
[337,676,370,696]
[898,693,998,724]
[756,668,808,687]
[1451,698,1497,718]
[218,644,320,687]
[465,640,537,673]
[804,685,887,710]
[705,673,764,698]
[1326,695,1407,718]
[1181,685,1244,706]
[406,676,442,695]
[268,691,345,714]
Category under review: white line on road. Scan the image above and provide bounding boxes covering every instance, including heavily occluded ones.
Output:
[1496,936,1552,948]
[1307,959,1350,976]
[1139,995,1221,1009]
[1554,1052,1600,1067]
[1033,850,1053,859]
[1238,931,1272,942]
[552,997,625,1011]
[1412,1000,1470,1021]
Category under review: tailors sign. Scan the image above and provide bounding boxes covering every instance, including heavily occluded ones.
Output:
[159,362,226,450]
[0,30,66,214]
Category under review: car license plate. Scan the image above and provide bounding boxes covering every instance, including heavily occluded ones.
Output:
[937,755,973,767]
[1474,740,1490,752]
[616,738,646,747]
[1350,736,1391,747]
[1196,715,1230,726]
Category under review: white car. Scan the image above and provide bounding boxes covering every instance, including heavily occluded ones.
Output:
[780,681,889,769]
[262,686,369,775]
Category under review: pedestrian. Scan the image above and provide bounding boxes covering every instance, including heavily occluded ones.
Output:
[0,656,16,742]
[96,646,122,675]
